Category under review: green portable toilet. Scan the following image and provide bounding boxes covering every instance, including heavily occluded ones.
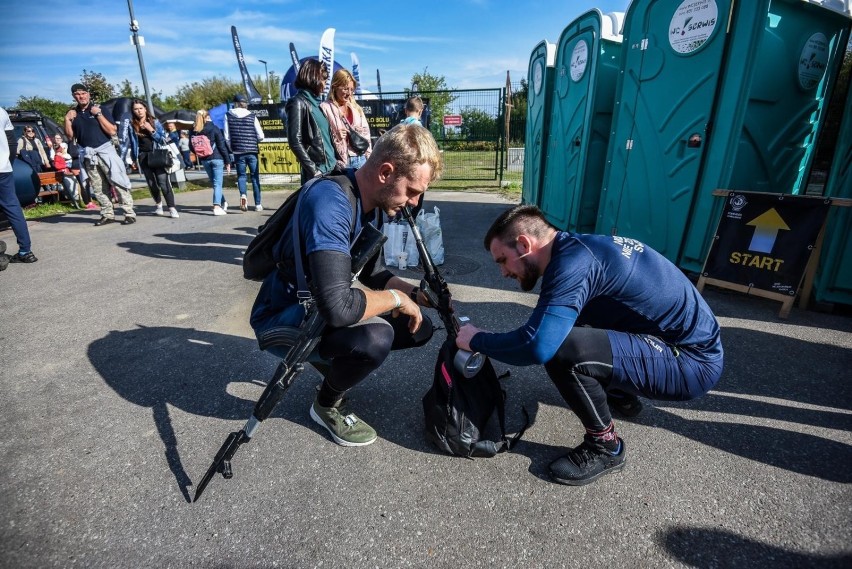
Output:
[540,10,624,232]
[680,0,852,271]
[522,39,556,207]
[814,73,852,306]
[597,0,851,271]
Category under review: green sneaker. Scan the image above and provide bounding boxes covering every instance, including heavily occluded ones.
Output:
[310,398,377,447]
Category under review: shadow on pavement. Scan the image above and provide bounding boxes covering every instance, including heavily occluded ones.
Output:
[116,240,244,265]
[659,526,852,568]
[88,326,282,502]
[153,232,253,247]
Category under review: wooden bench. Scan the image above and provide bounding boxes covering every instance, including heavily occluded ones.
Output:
[36,171,63,202]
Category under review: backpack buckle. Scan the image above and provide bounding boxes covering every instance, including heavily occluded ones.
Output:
[297,290,313,308]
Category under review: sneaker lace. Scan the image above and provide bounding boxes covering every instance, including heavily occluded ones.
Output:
[571,443,604,467]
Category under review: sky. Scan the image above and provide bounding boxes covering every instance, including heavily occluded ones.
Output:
[0,0,632,107]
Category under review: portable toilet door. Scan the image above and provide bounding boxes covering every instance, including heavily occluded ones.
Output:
[522,40,556,207]
[678,0,850,272]
[727,0,852,196]
[596,0,735,261]
[814,69,852,306]
[540,10,625,232]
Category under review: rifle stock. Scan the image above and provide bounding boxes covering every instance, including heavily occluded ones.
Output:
[193,223,386,502]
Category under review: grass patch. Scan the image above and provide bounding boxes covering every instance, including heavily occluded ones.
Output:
[22,163,523,220]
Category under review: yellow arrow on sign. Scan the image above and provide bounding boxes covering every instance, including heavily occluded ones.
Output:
[746,208,790,254]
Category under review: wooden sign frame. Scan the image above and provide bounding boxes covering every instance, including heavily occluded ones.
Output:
[697,190,851,319]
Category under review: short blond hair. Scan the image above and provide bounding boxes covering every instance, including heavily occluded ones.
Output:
[371,123,442,183]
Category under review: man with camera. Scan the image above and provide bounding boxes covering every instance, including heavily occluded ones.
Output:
[250,124,442,447]
[65,83,136,226]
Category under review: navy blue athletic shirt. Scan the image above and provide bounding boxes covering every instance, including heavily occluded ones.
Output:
[471,232,722,366]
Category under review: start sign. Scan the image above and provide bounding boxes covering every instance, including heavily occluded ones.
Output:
[703,192,831,296]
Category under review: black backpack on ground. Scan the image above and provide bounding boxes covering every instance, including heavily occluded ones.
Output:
[243,173,357,281]
[423,338,529,458]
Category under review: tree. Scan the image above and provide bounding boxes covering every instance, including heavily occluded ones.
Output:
[459,107,498,140]
[114,79,176,111]
[252,72,281,103]
[406,68,456,137]
[14,96,71,124]
[174,75,245,111]
[80,69,116,103]
[508,78,528,145]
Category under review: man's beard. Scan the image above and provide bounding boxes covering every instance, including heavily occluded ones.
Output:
[375,180,401,215]
[517,255,540,291]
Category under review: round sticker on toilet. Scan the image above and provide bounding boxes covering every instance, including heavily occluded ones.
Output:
[669,0,718,54]
[798,33,828,90]
[570,40,589,82]
[533,61,543,95]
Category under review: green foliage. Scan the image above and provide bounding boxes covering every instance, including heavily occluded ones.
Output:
[80,69,116,103]
[14,96,71,124]
[114,79,178,111]
[252,72,281,103]
[407,68,457,138]
[459,107,498,140]
[174,75,244,111]
[508,79,528,144]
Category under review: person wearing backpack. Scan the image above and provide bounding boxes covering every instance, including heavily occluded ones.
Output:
[250,123,443,447]
[191,109,230,215]
[456,205,724,486]
[225,94,265,212]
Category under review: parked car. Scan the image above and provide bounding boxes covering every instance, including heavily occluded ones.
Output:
[7,109,78,207]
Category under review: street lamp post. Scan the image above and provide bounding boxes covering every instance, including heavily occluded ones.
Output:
[127,0,154,113]
[258,59,273,104]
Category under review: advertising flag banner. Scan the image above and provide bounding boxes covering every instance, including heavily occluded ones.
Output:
[703,192,831,296]
[351,52,362,95]
[231,26,263,104]
[319,28,335,99]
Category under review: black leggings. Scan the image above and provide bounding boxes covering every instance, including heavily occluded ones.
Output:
[139,153,175,208]
[315,313,433,406]
[544,327,617,431]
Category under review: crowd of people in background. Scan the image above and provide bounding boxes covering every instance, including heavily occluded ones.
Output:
[2,79,428,269]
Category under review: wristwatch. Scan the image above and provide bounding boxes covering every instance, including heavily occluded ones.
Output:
[92,112,102,117]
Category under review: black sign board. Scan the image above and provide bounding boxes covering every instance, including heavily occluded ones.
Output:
[703,192,831,296]
[248,97,430,142]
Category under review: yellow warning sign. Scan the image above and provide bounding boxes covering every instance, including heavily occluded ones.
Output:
[258,142,300,174]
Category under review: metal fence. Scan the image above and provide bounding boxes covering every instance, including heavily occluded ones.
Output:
[376,88,509,180]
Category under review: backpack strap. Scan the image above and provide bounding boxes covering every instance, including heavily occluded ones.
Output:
[494,370,531,452]
[290,173,360,299]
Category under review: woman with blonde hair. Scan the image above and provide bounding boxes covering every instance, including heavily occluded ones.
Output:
[320,68,372,170]
[191,109,230,215]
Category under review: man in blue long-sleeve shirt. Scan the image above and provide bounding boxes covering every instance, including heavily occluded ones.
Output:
[456,205,723,486]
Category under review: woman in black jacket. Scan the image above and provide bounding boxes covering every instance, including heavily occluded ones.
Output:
[191,109,231,215]
[286,59,337,184]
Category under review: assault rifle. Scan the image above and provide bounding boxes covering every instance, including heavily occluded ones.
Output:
[193,223,386,502]
[400,207,485,377]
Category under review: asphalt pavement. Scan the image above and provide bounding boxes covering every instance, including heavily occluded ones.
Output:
[1,183,850,568]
